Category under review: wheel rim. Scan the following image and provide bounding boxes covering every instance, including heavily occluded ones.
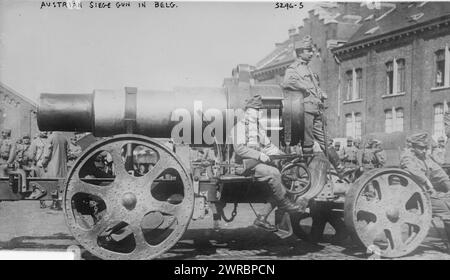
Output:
[345,169,431,258]
[64,135,194,260]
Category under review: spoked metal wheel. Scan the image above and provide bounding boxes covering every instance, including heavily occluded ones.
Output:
[344,168,432,258]
[64,135,194,260]
[281,163,311,195]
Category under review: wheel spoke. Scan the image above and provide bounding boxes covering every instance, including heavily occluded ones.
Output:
[386,224,404,251]
[356,197,382,217]
[139,159,169,186]
[356,221,382,246]
[401,210,426,227]
[70,179,109,201]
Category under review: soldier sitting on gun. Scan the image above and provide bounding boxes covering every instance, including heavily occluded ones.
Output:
[0,128,16,177]
[400,132,450,244]
[230,95,308,232]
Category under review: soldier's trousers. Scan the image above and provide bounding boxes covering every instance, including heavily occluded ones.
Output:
[253,163,286,217]
[430,193,450,241]
[303,112,341,169]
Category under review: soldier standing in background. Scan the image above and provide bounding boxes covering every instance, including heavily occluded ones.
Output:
[29,131,48,177]
[281,35,344,176]
[15,135,33,173]
[342,137,358,169]
[41,132,69,178]
[359,139,375,171]
[432,136,447,165]
[0,129,16,177]
[373,139,386,168]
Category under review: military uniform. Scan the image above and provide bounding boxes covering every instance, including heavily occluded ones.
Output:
[433,145,446,165]
[230,95,307,231]
[15,136,32,169]
[342,141,359,168]
[0,129,16,177]
[400,132,450,242]
[282,36,328,154]
[29,134,47,177]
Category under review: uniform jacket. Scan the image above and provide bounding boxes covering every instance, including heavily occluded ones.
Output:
[42,132,69,178]
[445,142,450,165]
[432,146,446,165]
[29,137,46,165]
[342,146,358,162]
[400,148,449,190]
[230,118,282,165]
[16,143,32,165]
[282,58,327,113]
[0,138,16,164]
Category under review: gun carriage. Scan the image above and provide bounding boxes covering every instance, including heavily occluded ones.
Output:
[0,78,433,259]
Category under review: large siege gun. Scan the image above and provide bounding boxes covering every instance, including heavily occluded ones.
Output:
[1,71,433,259]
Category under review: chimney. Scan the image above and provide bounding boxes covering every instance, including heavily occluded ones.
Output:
[288,26,297,39]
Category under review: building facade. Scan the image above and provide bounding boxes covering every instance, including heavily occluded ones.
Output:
[0,83,39,140]
[251,2,393,138]
[332,2,450,143]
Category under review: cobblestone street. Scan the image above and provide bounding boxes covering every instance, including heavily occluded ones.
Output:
[0,201,449,260]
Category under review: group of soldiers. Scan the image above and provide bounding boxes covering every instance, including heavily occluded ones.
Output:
[0,129,70,181]
[335,137,386,171]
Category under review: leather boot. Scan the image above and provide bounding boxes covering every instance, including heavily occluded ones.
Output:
[277,197,307,213]
[253,215,277,232]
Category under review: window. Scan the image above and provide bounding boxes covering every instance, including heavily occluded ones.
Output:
[397,59,405,93]
[355,113,362,140]
[344,68,363,101]
[345,112,362,139]
[355,69,363,100]
[434,102,450,137]
[385,107,404,133]
[435,47,450,88]
[385,109,393,133]
[386,58,405,95]
[345,70,352,101]
[345,114,353,137]
[386,62,393,94]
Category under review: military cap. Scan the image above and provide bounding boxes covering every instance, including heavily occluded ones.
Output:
[2,128,11,134]
[294,35,313,50]
[438,136,446,142]
[406,132,429,148]
[354,138,362,144]
[245,95,263,110]
[22,134,30,139]
[347,136,354,142]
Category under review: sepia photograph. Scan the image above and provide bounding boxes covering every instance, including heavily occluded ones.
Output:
[1,0,450,263]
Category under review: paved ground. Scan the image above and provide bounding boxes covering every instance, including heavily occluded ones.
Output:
[0,201,449,260]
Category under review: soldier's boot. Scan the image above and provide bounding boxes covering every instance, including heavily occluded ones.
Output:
[277,197,308,213]
[253,215,277,232]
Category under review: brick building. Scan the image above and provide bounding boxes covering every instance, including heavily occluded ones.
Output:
[0,82,39,140]
[332,2,450,147]
[250,2,450,164]
[251,2,393,137]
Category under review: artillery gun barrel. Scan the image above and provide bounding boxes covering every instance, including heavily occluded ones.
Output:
[37,85,288,143]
